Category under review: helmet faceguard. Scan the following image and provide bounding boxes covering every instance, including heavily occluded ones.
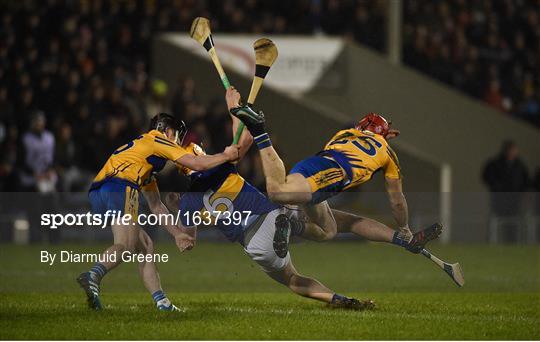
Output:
[355,113,390,137]
[150,113,187,145]
[173,129,185,146]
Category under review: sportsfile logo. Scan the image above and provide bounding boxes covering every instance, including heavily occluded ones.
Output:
[40,210,252,229]
[41,210,170,229]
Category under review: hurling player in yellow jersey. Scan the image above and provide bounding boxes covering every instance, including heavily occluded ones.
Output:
[231,105,442,253]
[77,113,240,311]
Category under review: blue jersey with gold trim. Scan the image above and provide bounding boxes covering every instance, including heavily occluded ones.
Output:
[179,163,279,243]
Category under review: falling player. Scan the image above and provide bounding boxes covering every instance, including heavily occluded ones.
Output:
[77,114,240,311]
[161,87,376,310]
[230,101,441,251]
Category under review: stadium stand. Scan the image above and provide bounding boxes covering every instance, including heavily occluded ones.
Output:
[403,0,539,126]
[0,0,538,194]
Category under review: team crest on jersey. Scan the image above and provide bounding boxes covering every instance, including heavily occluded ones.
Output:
[192,143,205,156]
[179,143,207,176]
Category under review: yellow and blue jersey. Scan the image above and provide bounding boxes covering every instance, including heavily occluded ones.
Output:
[91,130,188,189]
[179,162,279,244]
[290,128,401,203]
[89,130,188,219]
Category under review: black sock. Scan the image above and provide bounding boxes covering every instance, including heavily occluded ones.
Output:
[248,123,267,138]
[331,293,349,304]
[391,231,411,247]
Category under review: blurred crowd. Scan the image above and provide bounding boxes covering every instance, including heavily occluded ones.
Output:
[0,0,268,193]
[0,0,539,194]
[403,0,540,126]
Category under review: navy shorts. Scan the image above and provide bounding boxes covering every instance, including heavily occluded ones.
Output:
[290,155,345,204]
[88,179,140,219]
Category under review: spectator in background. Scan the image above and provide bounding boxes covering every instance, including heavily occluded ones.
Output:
[484,80,505,112]
[19,111,59,243]
[20,112,57,192]
[55,121,92,192]
[482,140,530,242]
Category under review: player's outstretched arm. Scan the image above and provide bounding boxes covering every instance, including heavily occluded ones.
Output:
[163,192,198,247]
[226,86,253,158]
[141,184,195,252]
[385,177,413,241]
[176,145,239,171]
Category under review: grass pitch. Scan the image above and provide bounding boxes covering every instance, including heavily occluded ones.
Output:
[1,242,538,340]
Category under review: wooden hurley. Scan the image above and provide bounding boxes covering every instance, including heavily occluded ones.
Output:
[421,248,465,287]
[190,17,231,89]
[233,38,278,144]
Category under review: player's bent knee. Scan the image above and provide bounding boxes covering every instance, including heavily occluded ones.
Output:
[323,225,338,240]
[267,188,312,204]
[319,232,337,241]
[311,229,337,242]
[318,214,338,240]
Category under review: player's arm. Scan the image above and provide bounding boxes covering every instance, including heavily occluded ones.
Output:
[154,136,239,171]
[141,180,195,252]
[176,146,239,171]
[384,147,412,240]
[226,86,253,158]
[163,192,198,244]
[385,177,409,229]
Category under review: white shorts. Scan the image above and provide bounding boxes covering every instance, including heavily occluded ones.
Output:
[243,208,291,273]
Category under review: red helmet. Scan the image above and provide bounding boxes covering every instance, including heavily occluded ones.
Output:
[355,113,390,137]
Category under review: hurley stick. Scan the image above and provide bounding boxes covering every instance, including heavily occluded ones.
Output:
[233,38,278,144]
[190,17,230,89]
[421,248,465,287]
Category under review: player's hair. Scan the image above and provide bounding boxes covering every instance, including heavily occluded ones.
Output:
[149,113,187,142]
